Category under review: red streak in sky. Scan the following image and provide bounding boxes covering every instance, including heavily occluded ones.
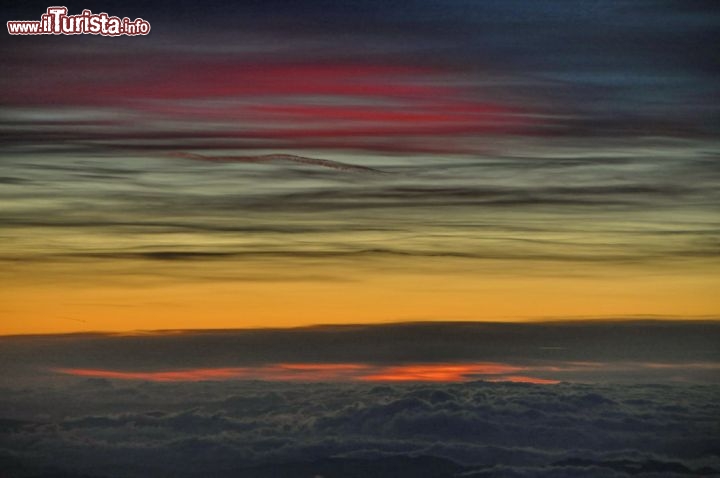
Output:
[54,367,253,382]
[357,363,523,382]
[486,375,561,385]
[1,56,539,154]
[53,362,559,384]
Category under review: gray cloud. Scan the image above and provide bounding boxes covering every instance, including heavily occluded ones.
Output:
[0,379,718,477]
[2,145,718,276]
[166,152,386,174]
[1,321,718,386]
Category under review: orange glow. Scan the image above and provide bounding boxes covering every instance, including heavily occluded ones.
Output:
[487,375,561,385]
[2,260,718,336]
[275,363,369,371]
[52,367,254,382]
[358,363,522,382]
[53,362,558,384]
[52,364,378,383]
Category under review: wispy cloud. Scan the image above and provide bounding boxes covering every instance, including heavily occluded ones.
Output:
[166,152,386,173]
[1,1,718,331]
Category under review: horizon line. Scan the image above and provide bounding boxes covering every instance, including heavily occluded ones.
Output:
[2,316,719,339]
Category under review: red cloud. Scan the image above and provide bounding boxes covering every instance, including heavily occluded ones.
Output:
[53,362,559,384]
[2,52,537,154]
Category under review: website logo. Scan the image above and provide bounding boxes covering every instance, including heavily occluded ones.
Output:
[8,7,151,36]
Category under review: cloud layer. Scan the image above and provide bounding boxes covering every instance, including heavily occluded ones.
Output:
[2,321,719,387]
[1,1,719,331]
[1,379,718,477]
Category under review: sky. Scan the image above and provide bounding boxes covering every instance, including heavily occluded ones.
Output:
[1,0,718,334]
[1,2,719,477]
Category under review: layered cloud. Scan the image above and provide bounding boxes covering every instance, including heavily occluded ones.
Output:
[2,0,718,156]
[1,1,719,331]
[0,378,718,477]
[2,321,719,387]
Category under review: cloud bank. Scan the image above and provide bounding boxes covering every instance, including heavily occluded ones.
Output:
[0,379,718,477]
[2,321,719,387]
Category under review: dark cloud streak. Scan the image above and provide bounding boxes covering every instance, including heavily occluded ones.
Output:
[1,321,718,386]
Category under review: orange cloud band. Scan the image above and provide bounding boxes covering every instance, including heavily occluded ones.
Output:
[53,362,560,384]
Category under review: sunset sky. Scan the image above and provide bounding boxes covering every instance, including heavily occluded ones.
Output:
[2,3,719,477]
[2,1,718,336]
